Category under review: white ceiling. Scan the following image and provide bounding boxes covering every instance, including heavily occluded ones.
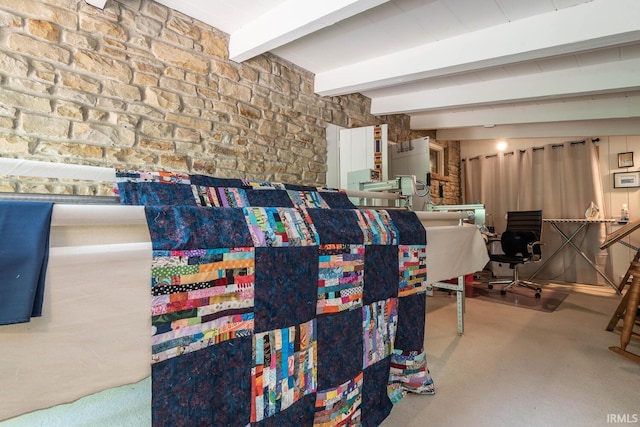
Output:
[149,0,640,139]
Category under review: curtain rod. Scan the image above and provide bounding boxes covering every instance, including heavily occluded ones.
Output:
[463,139,597,161]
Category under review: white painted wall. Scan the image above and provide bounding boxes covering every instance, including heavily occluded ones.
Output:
[460,136,640,285]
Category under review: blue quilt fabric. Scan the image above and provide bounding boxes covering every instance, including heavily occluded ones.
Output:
[0,201,53,325]
[117,170,434,426]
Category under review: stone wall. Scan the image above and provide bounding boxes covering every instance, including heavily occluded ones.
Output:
[0,0,458,201]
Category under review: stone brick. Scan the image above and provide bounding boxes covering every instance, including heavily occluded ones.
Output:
[87,109,109,122]
[258,120,286,138]
[0,9,21,27]
[0,105,16,118]
[259,74,291,95]
[159,77,196,96]
[78,13,127,41]
[106,147,157,165]
[139,137,174,152]
[140,119,174,139]
[192,158,216,175]
[145,87,181,111]
[133,72,159,86]
[6,77,51,95]
[201,30,228,59]
[196,86,220,101]
[164,66,185,80]
[168,15,200,40]
[218,79,252,102]
[211,60,239,81]
[245,55,271,73]
[166,112,212,131]
[152,41,208,74]
[159,153,189,171]
[175,127,201,143]
[22,113,69,138]
[127,103,163,119]
[0,0,77,30]
[239,65,259,83]
[0,133,32,154]
[8,33,71,64]
[72,122,135,147]
[26,19,59,41]
[74,49,132,82]
[103,79,142,101]
[141,0,168,21]
[175,141,203,154]
[55,88,97,106]
[60,71,101,93]
[182,95,205,110]
[131,58,163,76]
[36,141,103,159]
[238,103,261,120]
[62,31,99,50]
[250,94,270,110]
[55,101,84,120]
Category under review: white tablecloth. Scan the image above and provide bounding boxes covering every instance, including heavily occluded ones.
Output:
[426,225,489,285]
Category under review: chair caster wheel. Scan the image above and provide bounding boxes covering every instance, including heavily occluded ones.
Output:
[500,290,507,296]
[535,292,541,299]
[488,284,493,289]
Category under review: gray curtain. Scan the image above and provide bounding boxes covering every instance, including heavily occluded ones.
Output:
[463,140,608,285]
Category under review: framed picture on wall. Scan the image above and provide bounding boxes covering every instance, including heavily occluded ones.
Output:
[613,171,640,188]
[617,152,634,168]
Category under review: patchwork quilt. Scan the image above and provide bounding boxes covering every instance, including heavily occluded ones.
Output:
[117,171,434,427]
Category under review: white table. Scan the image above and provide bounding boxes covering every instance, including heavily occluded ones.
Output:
[426,225,490,335]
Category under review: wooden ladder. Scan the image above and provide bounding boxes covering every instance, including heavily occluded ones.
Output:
[608,261,640,364]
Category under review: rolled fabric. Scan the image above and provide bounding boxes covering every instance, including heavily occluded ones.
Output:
[0,201,53,325]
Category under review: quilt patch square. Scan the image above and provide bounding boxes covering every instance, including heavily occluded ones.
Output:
[287,190,330,209]
[251,320,318,423]
[387,210,427,245]
[316,309,363,390]
[315,190,356,209]
[246,189,295,208]
[317,244,364,315]
[398,245,428,297]
[152,336,253,427]
[363,298,398,369]
[363,245,399,305]
[314,372,363,427]
[361,357,394,426]
[244,207,319,247]
[191,185,250,207]
[355,209,398,245]
[394,292,426,351]
[307,209,364,244]
[145,206,254,250]
[150,247,255,363]
[118,181,197,206]
[254,246,319,332]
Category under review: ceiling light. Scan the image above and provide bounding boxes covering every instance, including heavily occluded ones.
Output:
[496,140,508,151]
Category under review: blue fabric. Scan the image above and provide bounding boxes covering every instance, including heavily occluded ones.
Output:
[0,201,53,325]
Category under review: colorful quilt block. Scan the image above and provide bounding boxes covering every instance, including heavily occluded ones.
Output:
[244,207,319,247]
[317,244,365,315]
[398,245,428,297]
[150,247,255,363]
[314,372,363,426]
[191,185,251,207]
[355,209,398,245]
[363,245,399,304]
[254,246,319,332]
[251,320,318,423]
[363,298,398,369]
[316,309,364,390]
[287,190,331,209]
[152,336,253,427]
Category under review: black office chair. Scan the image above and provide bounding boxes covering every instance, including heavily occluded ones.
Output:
[488,210,543,298]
